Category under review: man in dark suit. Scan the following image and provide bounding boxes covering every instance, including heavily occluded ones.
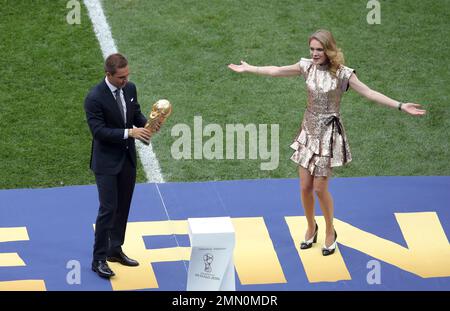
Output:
[84,53,157,278]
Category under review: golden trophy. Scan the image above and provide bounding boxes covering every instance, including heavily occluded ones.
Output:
[141,99,172,145]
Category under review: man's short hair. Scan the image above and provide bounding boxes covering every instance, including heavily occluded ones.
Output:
[104,53,128,75]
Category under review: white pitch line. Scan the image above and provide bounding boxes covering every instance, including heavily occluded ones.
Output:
[155,183,189,273]
[83,0,165,183]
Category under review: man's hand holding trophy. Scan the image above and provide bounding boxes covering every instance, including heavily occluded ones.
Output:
[132,99,172,145]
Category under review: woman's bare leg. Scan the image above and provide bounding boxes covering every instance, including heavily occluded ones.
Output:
[314,176,335,247]
[299,167,316,239]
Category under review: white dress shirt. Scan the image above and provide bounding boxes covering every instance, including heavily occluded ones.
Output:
[105,77,128,139]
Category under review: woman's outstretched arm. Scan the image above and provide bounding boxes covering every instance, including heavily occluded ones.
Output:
[349,74,426,116]
[228,60,301,77]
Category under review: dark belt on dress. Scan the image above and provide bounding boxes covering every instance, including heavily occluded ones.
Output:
[325,115,347,163]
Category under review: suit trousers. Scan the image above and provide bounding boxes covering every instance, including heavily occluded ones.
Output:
[93,155,136,261]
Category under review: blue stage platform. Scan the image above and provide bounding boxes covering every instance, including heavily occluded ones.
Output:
[0,176,449,290]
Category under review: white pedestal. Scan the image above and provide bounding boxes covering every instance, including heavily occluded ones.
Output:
[186,217,236,291]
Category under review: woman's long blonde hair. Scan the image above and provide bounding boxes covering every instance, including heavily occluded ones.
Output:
[309,29,344,77]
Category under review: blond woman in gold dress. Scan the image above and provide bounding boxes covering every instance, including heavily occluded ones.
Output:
[228,29,426,256]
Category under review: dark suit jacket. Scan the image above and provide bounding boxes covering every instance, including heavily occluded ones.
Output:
[84,80,147,175]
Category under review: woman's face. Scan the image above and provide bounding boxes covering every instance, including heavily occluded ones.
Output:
[309,38,328,65]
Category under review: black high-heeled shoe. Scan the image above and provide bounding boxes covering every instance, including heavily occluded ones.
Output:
[322,230,337,256]
[300,223,318,250]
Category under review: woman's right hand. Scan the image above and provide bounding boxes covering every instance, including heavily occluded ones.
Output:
[227,60,251,73]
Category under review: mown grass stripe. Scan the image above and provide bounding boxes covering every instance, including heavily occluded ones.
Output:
[83,0,165,183]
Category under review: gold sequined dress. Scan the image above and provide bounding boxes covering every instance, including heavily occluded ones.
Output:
[290,58,355,176]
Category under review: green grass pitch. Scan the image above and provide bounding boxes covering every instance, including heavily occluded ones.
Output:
[0,0,448,189]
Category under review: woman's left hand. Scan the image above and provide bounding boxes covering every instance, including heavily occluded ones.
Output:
[402,103,427,116]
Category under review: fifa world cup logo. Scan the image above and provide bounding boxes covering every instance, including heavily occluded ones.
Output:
[203,253,214,273]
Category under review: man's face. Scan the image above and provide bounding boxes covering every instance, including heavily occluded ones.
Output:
[106,66,129,88]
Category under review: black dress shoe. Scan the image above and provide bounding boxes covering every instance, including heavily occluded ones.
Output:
[322,230,338,256]
[91,260,115,278]
[107,251,139,266]
[300,223,319,250]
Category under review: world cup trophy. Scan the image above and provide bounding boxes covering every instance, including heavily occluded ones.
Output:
[141,99,172,145]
